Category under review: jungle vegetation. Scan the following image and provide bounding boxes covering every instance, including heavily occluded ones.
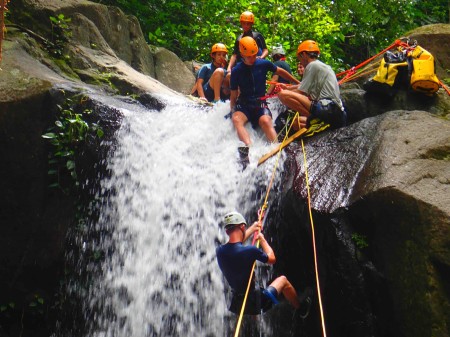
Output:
[91,0,449,70]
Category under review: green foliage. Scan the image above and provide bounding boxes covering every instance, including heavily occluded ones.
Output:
[352,233,369,250]
[28,294,45,315]
[90,0,448,70]
[42,95,104,193]
[47,14,72,58]
[0,302,15,313]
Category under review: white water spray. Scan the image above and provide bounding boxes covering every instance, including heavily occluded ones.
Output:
[87,95,284,337]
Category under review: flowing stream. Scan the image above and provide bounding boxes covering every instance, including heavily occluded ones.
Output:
[83,95,286,337]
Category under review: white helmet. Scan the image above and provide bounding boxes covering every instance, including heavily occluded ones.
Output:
[223,211,247,228]
[271,44,285,57]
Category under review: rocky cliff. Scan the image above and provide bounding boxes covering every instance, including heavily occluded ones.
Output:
[0,0,449,336]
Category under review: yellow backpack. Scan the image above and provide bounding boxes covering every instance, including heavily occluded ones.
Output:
[364,50,409,97]
[408,45,440,96]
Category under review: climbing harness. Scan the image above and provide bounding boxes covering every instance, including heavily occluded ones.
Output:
[233,114,328,337]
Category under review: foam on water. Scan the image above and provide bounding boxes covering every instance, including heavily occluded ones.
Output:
[87,95,285,337]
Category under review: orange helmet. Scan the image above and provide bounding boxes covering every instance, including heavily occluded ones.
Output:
[210,43,228,56]
[240,11,255,23]
[297,40,320,56]
[239,36,258,57]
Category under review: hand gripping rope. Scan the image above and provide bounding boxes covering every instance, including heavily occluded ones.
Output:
[233,113,328,337]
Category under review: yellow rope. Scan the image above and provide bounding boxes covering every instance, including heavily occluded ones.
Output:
[301,138,327,337]
[233,113,300,337]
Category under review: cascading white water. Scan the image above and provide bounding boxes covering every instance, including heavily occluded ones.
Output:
[87,95,285,337]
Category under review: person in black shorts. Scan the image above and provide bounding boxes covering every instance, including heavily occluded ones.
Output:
[216,211,312,316]
[230,37,299,148]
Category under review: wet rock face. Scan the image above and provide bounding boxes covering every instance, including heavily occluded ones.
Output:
[1,1,449,336]
[275,111,449,337]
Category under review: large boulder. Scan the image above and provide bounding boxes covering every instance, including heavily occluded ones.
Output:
[152,46,196,94]
[9,0,195,95]
[407,23,450,80]
[268,25,450,337]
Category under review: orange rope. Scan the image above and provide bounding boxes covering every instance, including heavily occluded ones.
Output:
[338,63,379,85]
[336,39,404,79]
[439,79,450,96]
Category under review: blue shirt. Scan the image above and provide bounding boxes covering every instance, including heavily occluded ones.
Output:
[273,60,292,84]
[216,242,268,293]
[197,63,219,84]
[230,59,277,99]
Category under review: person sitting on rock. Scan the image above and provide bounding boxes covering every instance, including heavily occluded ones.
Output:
[278,40,346,130]
[192,43,230,103]
[230,37,299,149]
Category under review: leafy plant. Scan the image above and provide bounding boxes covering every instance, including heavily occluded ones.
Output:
[29,294,45,315]
[352,233,369,250]
[48,13,72,58]
[42,95,104,193]
[0,301,15,313]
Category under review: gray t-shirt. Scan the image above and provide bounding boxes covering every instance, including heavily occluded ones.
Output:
[299,60,342,108]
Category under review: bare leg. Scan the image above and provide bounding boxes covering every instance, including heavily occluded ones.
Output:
[210,68,226,101]
[278,90,311,116]
[270,276,300,309]
[232,111,251,146]
[258,115,277,142]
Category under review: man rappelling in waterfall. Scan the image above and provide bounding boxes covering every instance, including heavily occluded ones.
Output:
[216,211,312,317]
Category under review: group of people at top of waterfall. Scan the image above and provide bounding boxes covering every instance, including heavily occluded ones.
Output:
[191,11,346,154]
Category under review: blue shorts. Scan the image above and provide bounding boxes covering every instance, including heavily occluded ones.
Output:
[202,82,215,101]
[229,286,279,315]
[236,98,272,128]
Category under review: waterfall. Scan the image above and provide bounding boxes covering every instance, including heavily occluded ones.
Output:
[83,95,286,337]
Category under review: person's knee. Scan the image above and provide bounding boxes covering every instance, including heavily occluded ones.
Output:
[232,113,244,126]
[277,275,288,285]
[270,275,288,292]
[212,68,225,80]
[259,115,273,128]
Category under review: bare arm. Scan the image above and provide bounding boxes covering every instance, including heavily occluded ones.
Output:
[260,48,269,59]
[267,74,279,95]
[195,78,207,101]
[228,54,237,72]
[243,221,262,242]
[279,82,307,96]
[258,233,276,264]
[276,67,300,85]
